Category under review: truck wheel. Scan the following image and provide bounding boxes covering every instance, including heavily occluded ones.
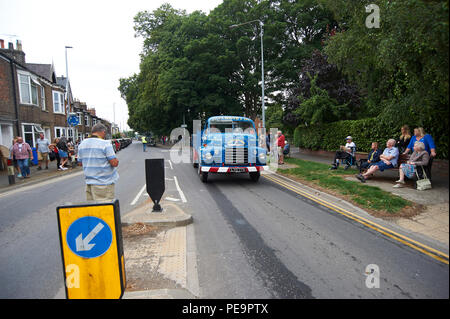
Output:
[198,165,208,183]
[249,171,260,182]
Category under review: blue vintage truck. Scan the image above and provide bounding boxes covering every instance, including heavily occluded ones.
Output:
[192,116,268,183]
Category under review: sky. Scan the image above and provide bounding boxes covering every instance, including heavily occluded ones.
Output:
[0,0,223,131]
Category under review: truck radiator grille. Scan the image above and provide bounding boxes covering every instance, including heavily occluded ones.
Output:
[225,147,248,165]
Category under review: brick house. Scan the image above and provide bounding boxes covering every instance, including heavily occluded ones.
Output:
[0,40,112,169]
[1,40,66,151]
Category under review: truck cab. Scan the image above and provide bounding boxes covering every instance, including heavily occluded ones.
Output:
[193,116,268,183]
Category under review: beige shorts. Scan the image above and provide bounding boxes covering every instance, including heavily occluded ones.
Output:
[86,184,115,201]
[38,152,48,161]
[278,146,283,156]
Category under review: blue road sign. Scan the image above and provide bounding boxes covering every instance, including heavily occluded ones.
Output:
[66,216,113,258]
[68,114,80,126]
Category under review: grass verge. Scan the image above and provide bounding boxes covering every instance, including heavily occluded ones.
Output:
[277,157,413,215]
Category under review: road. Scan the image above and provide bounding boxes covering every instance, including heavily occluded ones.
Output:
[0,142,448,298]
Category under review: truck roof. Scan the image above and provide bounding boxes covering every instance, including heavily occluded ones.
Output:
[208,116,253,122]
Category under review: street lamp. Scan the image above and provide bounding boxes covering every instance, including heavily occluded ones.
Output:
[229,19,265,129]
[65,46,73,136]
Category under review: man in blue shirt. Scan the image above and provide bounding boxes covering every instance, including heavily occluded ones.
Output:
[356,139,399,183]
[78,123,119,201]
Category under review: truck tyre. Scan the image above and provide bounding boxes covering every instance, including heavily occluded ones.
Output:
[249,171,260,182]
[198,165,208,183]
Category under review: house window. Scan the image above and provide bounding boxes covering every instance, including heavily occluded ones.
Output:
[55,127,66,138]
[53,91,65,114]
[0,123,14,148]
[18,72,40,106]
[19,74,31,104]
[40,86,46,110]
[84,115,90,126]
[22,124,44,148]
[31,81,38,105]
[77,113,82,126]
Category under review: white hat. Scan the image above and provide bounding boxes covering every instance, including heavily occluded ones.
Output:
[346,136,352,140]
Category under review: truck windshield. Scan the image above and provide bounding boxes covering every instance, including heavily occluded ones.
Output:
[209,121,255,134]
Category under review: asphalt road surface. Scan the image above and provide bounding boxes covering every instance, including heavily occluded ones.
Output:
[0,142,448,298]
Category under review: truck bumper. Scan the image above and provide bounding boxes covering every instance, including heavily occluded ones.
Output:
[200,165,269,173]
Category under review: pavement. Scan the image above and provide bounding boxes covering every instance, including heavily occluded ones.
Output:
[287,147,449,247]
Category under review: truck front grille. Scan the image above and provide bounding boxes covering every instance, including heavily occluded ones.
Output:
[225,147,248,165]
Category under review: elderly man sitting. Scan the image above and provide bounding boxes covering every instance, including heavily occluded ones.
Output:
[355,139,399,183]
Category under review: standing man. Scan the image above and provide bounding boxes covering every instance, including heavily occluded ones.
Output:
[277,130,286,165]
[142,135,148,152]
[11,137,33,178]
[78,123,119,201]
[36,133,50,170]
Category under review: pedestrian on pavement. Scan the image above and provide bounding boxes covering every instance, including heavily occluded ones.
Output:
[36,133,50,170]
[11,136,33,178]
[56,137,70,170]
[49,138,62,170]
[78,123,119,201]
[277,130,285,165]
[142,135,148,152]
[9,137,21,178]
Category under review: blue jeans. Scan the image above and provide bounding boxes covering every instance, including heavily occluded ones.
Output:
[143,143,147,152]
[17,159,30,177]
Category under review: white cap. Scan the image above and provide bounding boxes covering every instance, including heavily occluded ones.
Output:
[346,136,352,140]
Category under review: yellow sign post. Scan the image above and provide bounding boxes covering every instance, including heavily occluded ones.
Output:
[56,200,126,299]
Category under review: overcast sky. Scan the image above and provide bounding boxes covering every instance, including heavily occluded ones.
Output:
[0,0,223,131]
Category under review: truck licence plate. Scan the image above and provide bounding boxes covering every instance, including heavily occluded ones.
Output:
[229,167,246,173]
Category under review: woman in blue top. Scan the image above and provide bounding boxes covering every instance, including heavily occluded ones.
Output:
[403,127,436,179]
[403,127,436,158]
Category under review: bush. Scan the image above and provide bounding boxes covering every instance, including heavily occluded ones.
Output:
[294,117,447,159]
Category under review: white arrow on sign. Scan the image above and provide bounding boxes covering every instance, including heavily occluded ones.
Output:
[75,223,104,252]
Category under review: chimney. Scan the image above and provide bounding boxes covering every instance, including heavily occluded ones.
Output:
[1,40,26,64]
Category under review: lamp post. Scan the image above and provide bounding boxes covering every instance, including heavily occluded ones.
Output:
[65,46,73,137]
[229,20,265,129]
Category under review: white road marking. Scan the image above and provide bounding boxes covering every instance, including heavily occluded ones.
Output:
[167,160,173,170]
[165,196,180,202]
[130,184,146,206]
[173,176,187,203]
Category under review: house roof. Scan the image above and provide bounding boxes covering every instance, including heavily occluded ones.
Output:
[26,63,56,83]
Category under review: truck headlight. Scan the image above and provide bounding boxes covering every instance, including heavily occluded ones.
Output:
[258,152,266,163]
[204,152,212,161]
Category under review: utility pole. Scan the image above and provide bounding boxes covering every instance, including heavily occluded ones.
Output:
[229,20,265,129]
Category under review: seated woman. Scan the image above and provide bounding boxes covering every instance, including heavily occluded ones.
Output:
[359,142,382,173]
[393,141,430,188]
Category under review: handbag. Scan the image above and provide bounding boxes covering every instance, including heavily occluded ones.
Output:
[415,166,432,191]
[49,150,56,161]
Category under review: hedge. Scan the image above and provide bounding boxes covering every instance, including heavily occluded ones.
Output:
[293,117,448,159]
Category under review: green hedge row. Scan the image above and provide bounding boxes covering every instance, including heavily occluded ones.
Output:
[293,117,448,159]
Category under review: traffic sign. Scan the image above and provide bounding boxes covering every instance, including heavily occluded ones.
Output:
[66,216,113,259]
[56,200,126,299]
[67,114,80,126]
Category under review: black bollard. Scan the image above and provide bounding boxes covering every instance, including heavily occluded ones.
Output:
[145,158,165,212]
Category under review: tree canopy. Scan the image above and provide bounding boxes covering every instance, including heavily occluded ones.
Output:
[119,0,448,157]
